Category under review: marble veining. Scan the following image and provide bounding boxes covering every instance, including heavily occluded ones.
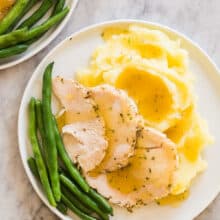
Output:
[0,0,220,219]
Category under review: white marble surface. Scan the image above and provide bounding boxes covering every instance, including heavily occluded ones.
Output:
[0,0,219,219]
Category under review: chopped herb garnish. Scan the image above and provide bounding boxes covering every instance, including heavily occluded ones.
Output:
[119,113,124,122]
[110,129,115,133]
[92,104,99,112]
[84,91,91,99]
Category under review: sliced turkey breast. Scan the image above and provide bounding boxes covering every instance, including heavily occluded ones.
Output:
[85,126,178,208]
[53,77,108,172]
[90,84,139,172]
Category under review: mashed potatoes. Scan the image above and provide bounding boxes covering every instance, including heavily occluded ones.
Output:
[77,25,213,201]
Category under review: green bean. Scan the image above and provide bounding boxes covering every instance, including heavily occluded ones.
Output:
[61,194,97,220]
[89,189,113,215]
[53,117,89,193]
[0,0,29,35]
[24,7,69,41]
[52,0,65,15]
[0,8,69,49]
[0,44,28,58]
[18,0,54,29]
[57,202,68,215]
[25,2,68,45]
[42,63,61,202]
[58,165,113,216]
[35,99,48,163]
[27,157,40,179]
[61,186,93,215]
[28,156,68,215]
[21,0,40,17]
[0,28,27,49]
[60,174,109,220]
[28,97,56,207]
[7,0,39,32]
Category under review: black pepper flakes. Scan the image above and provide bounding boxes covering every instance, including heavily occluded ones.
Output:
[84,91,91,99]
[92,104,99,112]
[120,113,125,122]
[156,201,160,205]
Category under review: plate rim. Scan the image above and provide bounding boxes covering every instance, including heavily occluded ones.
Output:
[0,0,79,70]
[17,19,220,220]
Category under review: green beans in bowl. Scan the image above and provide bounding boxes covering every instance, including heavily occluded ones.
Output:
[0,0,78,70]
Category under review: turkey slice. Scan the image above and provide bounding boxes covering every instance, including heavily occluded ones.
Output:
[53,77,108,172]
[90,84,139,172]
[85,126,178,208]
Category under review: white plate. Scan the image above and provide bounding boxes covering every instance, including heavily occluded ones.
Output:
[0,0,78,70]
[18,20,220,220]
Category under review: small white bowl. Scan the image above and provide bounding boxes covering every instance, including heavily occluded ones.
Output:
[0,0,78,70]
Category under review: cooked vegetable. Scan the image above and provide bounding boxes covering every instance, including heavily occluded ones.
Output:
[21,2,68,45]
[28,97,56,207]
[0,44,28,58]
[0,2,69,58]
[61,194,97,220]
[0,0,29,34]
[42,62,61,202]
[7,0,39,32]
[89,189,113,215]
[35,99,48,163]
[28,158,94,218]
[61,186,93,215]
[28,157,68,214]
[27,156,40,179]
[52,0,65,15]
[57,202,68,215]
[18,0,53,29]
[53,117,89,193]
[0,8,68,50]
[0,28,27,49]
[24,7,69,41]
[60,174,109,220]
[58,158,112,215]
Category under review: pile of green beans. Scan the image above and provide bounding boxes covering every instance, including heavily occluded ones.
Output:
[27,63,113,220]
[0,0,69,59]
